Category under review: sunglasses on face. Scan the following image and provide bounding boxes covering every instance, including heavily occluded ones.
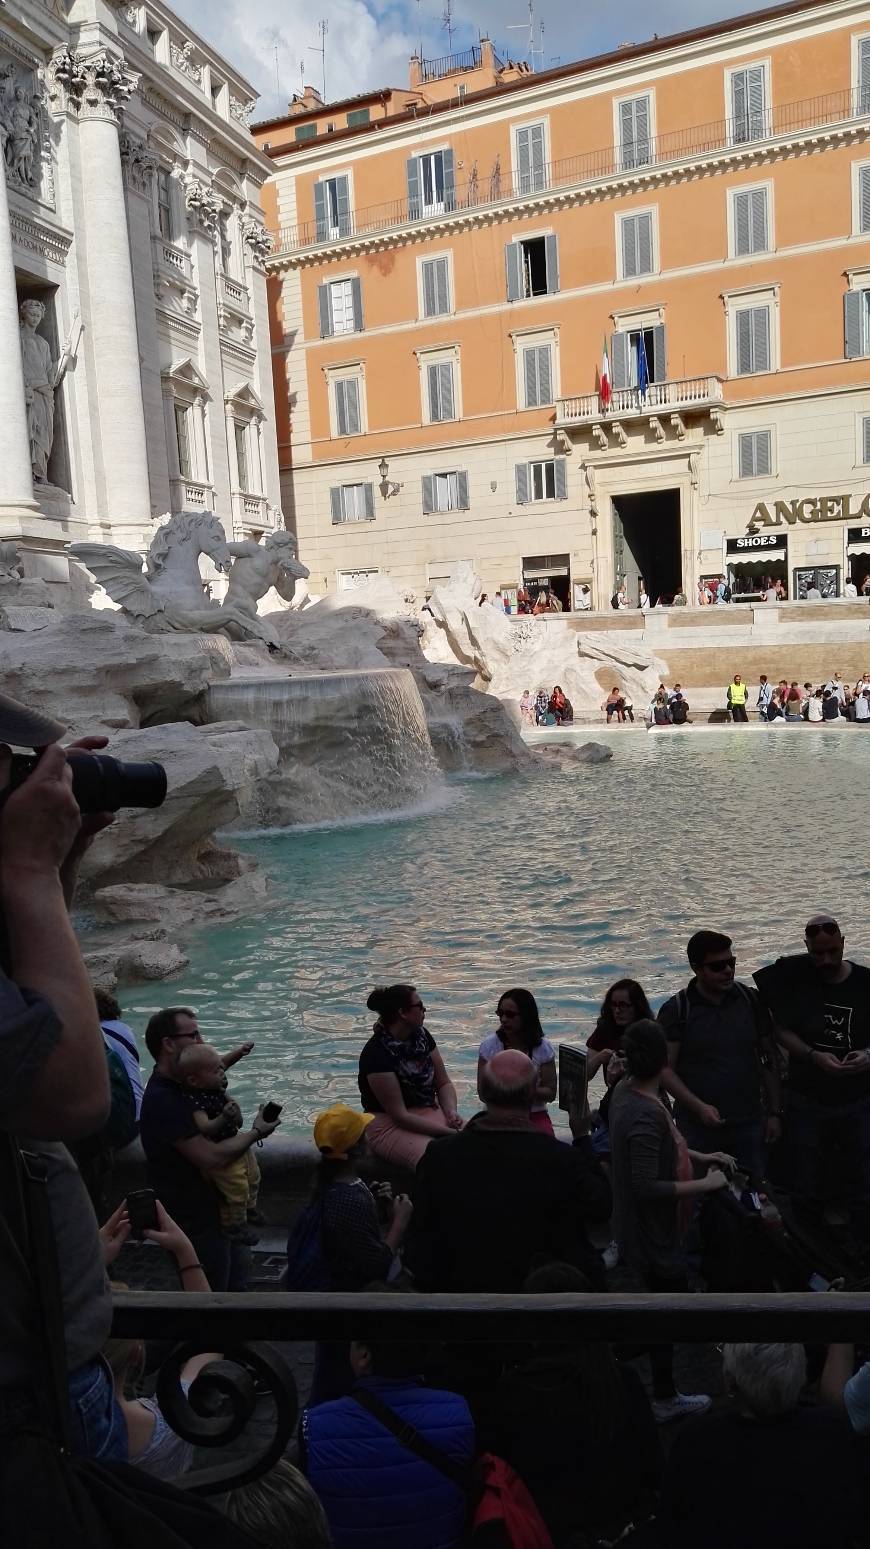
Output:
[703,957,736,971]
[806,922,840,940]
[611,999,634,1011]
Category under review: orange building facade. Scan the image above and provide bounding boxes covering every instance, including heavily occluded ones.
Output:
[258,1,870,608]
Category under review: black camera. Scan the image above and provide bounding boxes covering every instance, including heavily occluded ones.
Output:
[7,751,167,814]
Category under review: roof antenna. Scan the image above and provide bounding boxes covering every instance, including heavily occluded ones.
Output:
[308,19,328,101]
[507,0,540,69]
[442,0,454,54]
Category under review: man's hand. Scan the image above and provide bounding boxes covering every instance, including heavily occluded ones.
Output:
[568,1097,592,1140]
[811,1051,848,1075]
[696,1102,724,1127]
[391,1193,414,1232]
[841,1050,870,1071]
[223,1098,243,1127]
[99,1200,131,1266]
[444,1112,464,1131]
[697,1168,729,1193]
[704,1151,738,1171]
[765,1115,783,1144]
[0,742,82,881]
[252,1105,281,1139]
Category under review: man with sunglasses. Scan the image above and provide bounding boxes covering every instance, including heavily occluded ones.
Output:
[755,918,870,1231]
[658,930,781,1185]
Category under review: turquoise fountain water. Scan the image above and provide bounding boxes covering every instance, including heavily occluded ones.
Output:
[125,731,870,1133]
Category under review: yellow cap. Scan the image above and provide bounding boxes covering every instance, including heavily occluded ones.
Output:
[313,1102,374,1159]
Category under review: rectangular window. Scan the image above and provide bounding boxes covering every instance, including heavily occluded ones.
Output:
[515,122,547,194]
[421,256,451,318]
[610,325,666,389]
[859,165,870,234]
[860,37,870,112]
[737,429,772,478]
[318,277,363,337]
[333,376,362,436]
[314,174,351,241]
[619,95,652,170]
[733,187,769,256]
[422,470,470,513]
[157,168,172,239]
[426,360,456,423]
[407,149,455,219]
[347,107,370,127]
[174,405,192,479]
[505,234,559,300]
[522,342,553,408]
[730,64,766,144]
[735,304,771,375]
[515,458,568,504]
[295,122,317,141]
[620,211,654,278]
[234,421,249,491]
[330,483,375,523]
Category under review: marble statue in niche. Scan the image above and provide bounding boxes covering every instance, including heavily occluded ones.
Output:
[0,62,42,189]
[18,299,79,484]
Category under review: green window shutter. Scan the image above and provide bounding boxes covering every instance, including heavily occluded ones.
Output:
[845,290,864,359]
[407,157,421,219]
[515,462,529,504]
[456,470,469,509]
[554,458,568,500]
[651,323,666,383]
[351,277,364,331]
[318,283,332,338]
[422,475,435,514]
[330,486,342,523]
[544,233,559,294]
[363,483,375,520]
[505,241,523,302]
[611,330,630,391]
[314,181,328,240]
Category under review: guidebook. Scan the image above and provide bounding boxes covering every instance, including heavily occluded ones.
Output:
[557,1044,589,1113]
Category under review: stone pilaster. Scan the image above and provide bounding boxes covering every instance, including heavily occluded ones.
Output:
[47,49,153,545]
[0,167,39,527]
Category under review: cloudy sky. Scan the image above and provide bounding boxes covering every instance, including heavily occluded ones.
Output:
[170,0,760,119]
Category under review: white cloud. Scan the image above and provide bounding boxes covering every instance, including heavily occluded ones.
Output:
[168,0,772,119]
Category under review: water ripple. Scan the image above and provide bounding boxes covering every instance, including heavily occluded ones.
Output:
[126,732,870,1132]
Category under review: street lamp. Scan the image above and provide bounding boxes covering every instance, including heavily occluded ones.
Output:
[378,456,401,499]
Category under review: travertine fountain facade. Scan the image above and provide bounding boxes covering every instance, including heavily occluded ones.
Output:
[0,0,281,589]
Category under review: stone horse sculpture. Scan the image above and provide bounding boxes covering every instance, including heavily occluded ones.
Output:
[69,510,285,647]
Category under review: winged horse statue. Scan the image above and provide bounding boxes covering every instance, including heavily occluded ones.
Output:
[69,510,286,648]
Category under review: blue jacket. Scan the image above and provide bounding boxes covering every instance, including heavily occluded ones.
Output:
[301,1376,475,1549]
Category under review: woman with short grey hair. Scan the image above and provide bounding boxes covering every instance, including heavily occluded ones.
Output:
[722,1342,806,1417]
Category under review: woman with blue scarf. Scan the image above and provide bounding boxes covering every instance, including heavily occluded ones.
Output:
[358,985,463,1169]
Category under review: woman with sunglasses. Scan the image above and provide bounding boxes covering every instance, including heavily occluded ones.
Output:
[477,988,557,1135]
[359,985,463,1170]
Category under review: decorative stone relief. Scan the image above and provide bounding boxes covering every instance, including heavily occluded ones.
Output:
[47,50,139,123]
[240,216,272,263]
[183,174,220,235]
[0,54,53,205]
[170,41,202,84]
[119,131,157,194]
[230,96,257,125]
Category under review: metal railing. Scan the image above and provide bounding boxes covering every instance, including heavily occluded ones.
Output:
[270,85,869,257]
[419,44,483,82]
[111,1288,870,1495]
[558,375,725,423]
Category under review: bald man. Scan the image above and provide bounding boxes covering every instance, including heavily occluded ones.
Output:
[405,1048,611,1291]
[755,916,870,1231]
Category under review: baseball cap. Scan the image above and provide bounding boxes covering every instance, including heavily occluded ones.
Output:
[313,1102,374,1159]
[0,689,65,748]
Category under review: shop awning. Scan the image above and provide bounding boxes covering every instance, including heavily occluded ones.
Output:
[524,566,569,579]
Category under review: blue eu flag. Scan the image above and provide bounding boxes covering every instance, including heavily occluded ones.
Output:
[637,333,650,400]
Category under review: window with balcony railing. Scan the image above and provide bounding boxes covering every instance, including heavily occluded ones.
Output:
[730,63,767,145]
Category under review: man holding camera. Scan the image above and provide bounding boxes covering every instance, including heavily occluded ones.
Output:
[139,1007,281,1290]
[0,695,121,1452]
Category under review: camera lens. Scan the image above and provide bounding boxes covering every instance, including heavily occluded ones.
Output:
[66,753,167,814]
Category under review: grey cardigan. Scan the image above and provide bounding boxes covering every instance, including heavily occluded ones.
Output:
[609,1080,684,1279]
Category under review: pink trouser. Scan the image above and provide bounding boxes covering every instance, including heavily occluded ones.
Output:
[366,1108,453,1170]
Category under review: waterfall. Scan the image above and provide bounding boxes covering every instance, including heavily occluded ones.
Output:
[207,668,443,827]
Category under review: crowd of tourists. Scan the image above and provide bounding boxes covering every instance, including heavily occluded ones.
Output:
[5,681,870,1548]
[741,670,870,724]
[521,685,574,726]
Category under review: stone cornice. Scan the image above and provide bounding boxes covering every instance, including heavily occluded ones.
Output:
[268,113,870,272]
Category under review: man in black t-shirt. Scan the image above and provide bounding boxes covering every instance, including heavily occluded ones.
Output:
[755,916,870,1229]
[404,1049,611,1291]
[139,1007,279,1289]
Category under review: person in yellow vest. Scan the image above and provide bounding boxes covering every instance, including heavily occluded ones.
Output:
[727,674,749,723]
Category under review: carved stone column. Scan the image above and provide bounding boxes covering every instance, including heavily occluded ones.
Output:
[48,50,152,543]
[0,162,39,527]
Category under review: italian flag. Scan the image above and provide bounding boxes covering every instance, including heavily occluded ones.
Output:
[600,338,612,409]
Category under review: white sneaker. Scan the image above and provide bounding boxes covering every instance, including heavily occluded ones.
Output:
[651,1392,712,1424]
[602,1240,620,1270]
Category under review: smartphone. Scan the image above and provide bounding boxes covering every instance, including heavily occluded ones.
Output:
[127,1188,159,1240]
[261,1101,282,1123]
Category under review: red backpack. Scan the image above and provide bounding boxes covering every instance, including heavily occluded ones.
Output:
[352,1389,554,1549]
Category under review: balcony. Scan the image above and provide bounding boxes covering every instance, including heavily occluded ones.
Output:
[270,85,870,258]
[557,375,725,440]
[220,271,250,315]
[419,43,483,82]
[170,477,213,511]
[232,490,271,530]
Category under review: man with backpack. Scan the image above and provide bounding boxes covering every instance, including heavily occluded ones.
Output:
[658,930,782,1185]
